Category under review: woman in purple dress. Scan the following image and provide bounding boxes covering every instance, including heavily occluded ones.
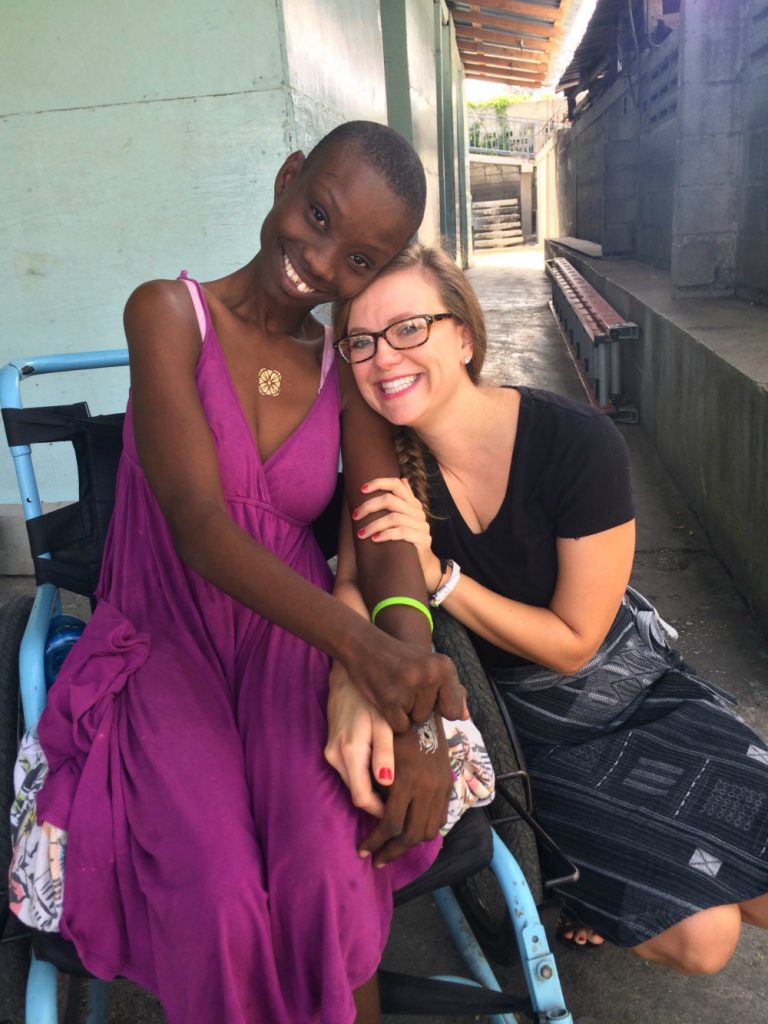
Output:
[30,125,466,1024]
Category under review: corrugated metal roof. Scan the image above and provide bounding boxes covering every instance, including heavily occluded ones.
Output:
[555,0,628,93]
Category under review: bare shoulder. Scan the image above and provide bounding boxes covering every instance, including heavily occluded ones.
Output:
[123,278,201,367]
[124,278,194,335]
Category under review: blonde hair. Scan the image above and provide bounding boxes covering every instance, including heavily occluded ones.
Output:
[333,243,488,515]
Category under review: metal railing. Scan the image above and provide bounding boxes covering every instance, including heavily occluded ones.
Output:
[468,109,566,159]
[468,112,540,159]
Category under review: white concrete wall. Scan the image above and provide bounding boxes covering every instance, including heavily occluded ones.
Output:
[535,136,561,242]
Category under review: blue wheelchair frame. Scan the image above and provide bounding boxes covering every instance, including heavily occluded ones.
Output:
[1,351,574,1024]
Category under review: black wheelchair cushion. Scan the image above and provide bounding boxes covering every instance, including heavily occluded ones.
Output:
[393,807,492,907]
[378,970,530,1015]
[29,928,94,978]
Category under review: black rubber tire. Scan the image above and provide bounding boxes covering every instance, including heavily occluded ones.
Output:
[433,609,543,966]
[0,595,34,1021]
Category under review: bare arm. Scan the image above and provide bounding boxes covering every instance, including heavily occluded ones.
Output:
[326,516,394,817]
[328,515,452,863]
[441,523,635,675]
[337,362,433,641]
[353,476,635,675]
[337,362,465,720]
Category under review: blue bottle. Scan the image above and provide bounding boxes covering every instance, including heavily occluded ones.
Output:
[44,614,86,689]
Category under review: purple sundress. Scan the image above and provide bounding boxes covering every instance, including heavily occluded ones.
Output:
[35,276,440,1024]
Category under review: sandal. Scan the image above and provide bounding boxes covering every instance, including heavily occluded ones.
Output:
[555,912,605,951]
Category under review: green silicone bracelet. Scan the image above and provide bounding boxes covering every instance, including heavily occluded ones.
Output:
[370,596,434,633]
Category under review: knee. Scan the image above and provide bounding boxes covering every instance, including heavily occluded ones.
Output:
[661,942,735,976]
[633,905,741,976]
[633,940,734,976]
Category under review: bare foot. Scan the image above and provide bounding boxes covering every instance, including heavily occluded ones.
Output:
[557,913,605,948]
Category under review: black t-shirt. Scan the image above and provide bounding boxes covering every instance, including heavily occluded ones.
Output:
[427,387,635,669]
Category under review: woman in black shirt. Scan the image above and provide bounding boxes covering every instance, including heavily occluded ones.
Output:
[327,243,768,976]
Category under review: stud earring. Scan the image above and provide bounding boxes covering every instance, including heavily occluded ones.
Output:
[464,356,471,365]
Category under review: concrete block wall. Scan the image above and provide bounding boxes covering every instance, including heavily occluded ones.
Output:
[637,119,676,268]
[736,0,768,304]
[546,240,768,634]
[469,160,522,203]
[555,131,576,237]
[553,30,677,261]
[552,1,767,301]
[574,118,605,246]
[671,0,746,296]
[636,42,679,268]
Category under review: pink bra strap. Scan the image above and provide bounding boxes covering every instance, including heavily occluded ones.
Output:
[319,325,336,392]
[178,271,207,343]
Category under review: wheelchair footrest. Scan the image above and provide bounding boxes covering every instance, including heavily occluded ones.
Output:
[378,969,531,1015]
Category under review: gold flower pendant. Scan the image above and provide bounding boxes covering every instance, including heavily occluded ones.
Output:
[258,368,282,397]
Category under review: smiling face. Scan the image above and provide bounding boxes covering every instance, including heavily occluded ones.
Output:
[347,267,474,430]
[258,144,418,315]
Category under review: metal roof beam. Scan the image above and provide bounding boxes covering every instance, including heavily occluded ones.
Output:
[451,14,559,41]
[463,60,546,82]
[448,1,567,28]
[454,25,552,54]
[457,41,548,66]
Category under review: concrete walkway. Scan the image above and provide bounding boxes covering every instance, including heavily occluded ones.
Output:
[1,248,767,1023]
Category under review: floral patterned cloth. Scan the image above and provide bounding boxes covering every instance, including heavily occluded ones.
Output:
[9,730,67,930]
[442,717,495,834]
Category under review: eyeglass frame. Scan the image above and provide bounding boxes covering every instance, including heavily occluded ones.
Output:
[333,312,457,365]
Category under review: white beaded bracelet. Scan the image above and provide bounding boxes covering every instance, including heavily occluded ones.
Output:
[429,559,461,607]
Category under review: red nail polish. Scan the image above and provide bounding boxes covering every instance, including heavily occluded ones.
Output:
[378,767,393,781]
[361,483,370,492]
[371,532,381,541]
[351,508,360,520]
[357,527,366,538]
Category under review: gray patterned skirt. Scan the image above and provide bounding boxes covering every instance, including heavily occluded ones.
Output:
[492,588,768,946]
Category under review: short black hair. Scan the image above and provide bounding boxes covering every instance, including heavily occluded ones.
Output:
[303,121,426,227]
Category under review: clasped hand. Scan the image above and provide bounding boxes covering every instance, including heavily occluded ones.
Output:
[325,666,452,867]
[344,631,465,733]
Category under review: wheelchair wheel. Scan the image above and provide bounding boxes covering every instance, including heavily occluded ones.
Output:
[433,610,542,966]
[0,595,34,1021]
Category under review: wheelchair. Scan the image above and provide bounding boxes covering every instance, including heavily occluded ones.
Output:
[1,350,580,1023]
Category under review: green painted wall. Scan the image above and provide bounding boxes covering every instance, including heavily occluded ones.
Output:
[0,0,465,569]
[380,0,466,253]
[0,0,388,514]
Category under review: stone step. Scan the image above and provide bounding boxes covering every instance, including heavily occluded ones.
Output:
[473,235,524,249]
[471,197,519,209]
[473,226,524,242]
[473,213,522,229]
[472,207,520,220]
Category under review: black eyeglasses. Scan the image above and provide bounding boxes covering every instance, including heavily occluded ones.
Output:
[334,313,457,365]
